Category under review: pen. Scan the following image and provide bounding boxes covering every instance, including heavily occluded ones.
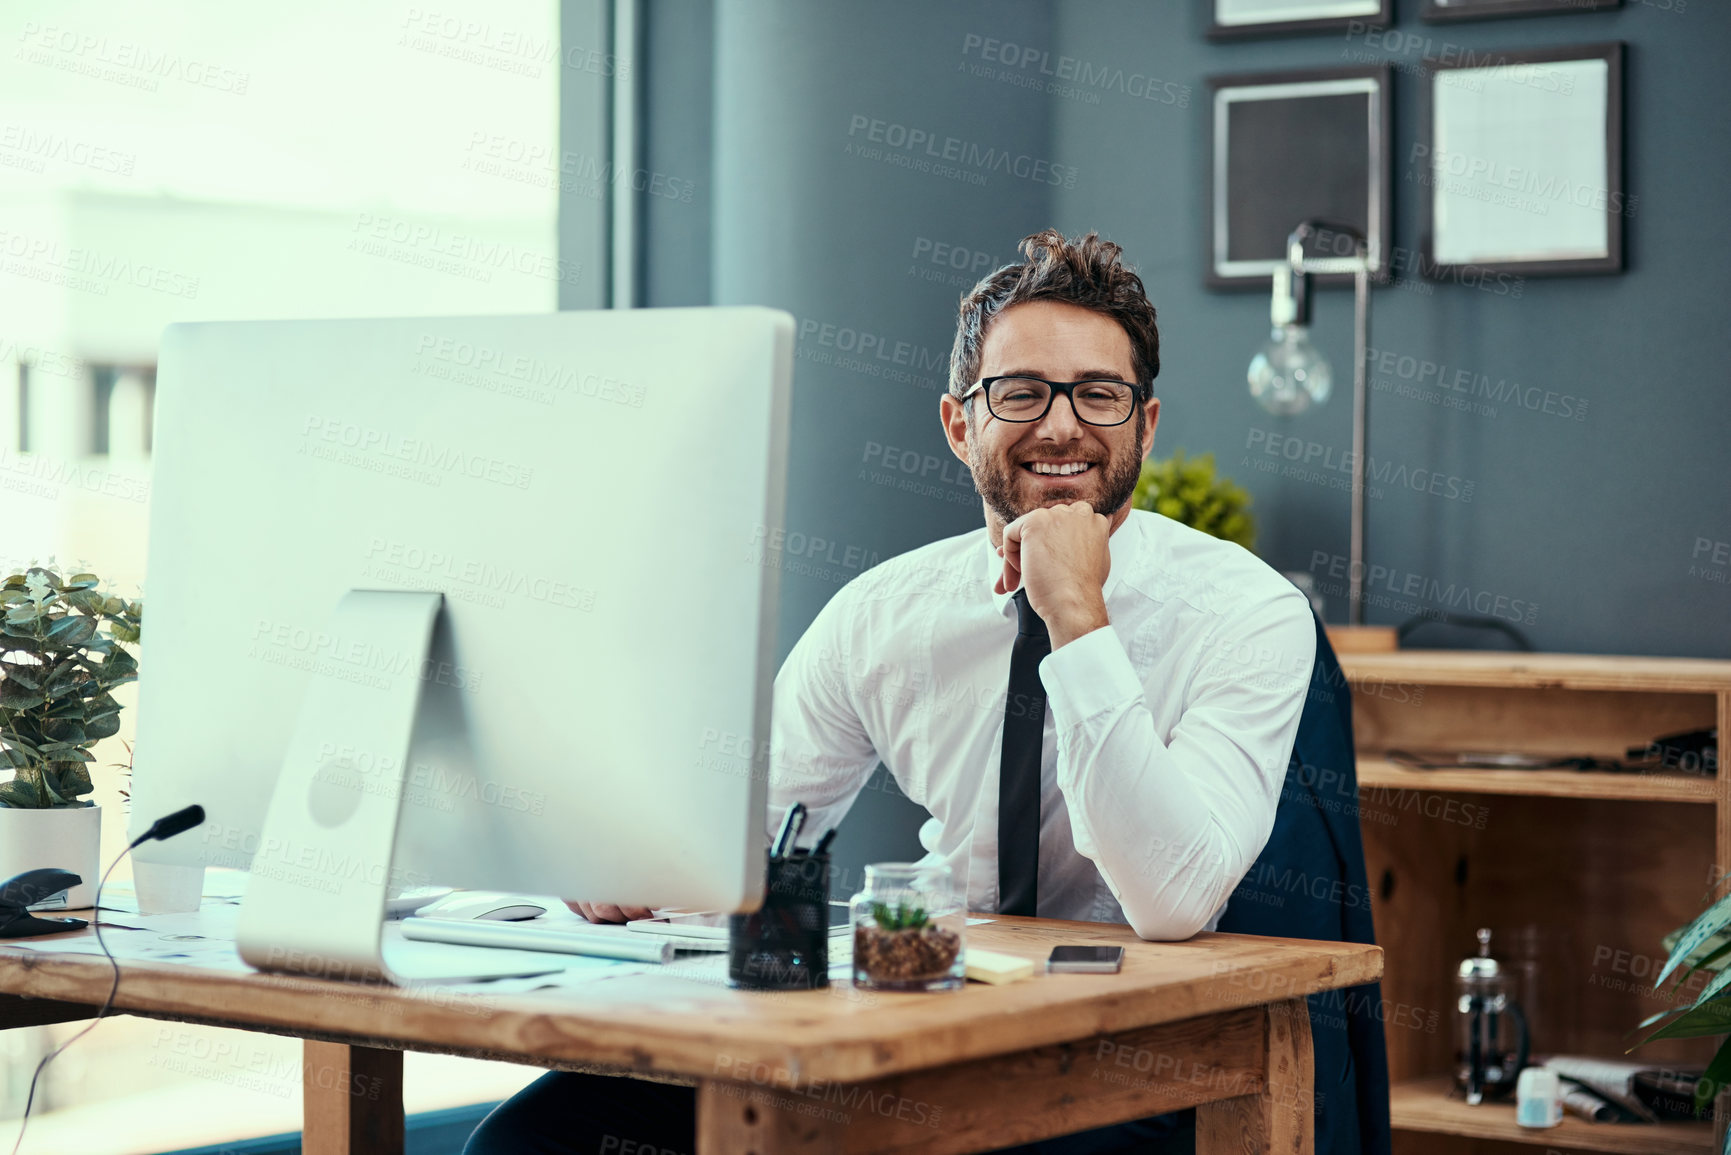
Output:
[771,802,807,858]
[813,828,837,856]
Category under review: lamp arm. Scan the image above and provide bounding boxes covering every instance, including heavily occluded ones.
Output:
[1283,220,1371,627]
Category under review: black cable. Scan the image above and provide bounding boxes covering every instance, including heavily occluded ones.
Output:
[9,845,127,1155]
[9,805,202,1155]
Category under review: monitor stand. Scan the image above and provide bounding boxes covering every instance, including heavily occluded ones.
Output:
[235,591,562,984]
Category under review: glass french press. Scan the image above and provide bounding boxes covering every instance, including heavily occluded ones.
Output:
[1455,927,1530,1104]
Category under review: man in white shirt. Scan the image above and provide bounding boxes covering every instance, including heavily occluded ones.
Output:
[759,228,1316,940]
[479,230,1317,1155]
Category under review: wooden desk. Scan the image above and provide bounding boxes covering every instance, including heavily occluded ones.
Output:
[0,917,1380,1154]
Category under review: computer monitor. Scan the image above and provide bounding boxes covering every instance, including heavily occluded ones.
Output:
[129,308,792,980]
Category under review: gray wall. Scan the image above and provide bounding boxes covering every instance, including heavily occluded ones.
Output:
[1044,0,1731,658]
[599,0,1731,872]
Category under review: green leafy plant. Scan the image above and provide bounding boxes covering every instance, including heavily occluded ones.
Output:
[1131,451,1255,552]
[1633,889,1731,1149]
[0,567,141,809]
[871,901,929,932]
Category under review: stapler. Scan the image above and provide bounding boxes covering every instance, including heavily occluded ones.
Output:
[0,868,90,938]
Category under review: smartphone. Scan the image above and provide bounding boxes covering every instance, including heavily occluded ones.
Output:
[1046,945,1125,974]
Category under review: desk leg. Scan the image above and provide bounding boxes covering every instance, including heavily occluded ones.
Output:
[302,1040,404,1155]
[696,1081,845,1153]
[1196,997,1313,1155]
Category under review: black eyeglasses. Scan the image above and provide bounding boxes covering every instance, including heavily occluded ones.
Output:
[958,376,1146,427]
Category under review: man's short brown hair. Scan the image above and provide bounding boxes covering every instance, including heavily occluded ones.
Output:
[948,229,1160,399]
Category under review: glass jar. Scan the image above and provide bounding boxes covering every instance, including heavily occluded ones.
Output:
[849,862,965,992]
[1454,928,1529,1104]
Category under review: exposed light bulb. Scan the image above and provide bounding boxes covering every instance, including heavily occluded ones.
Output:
[1248,266,1332,416]
[1249,324,1332,416]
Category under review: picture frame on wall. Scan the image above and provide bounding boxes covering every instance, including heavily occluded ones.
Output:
[1206,66,1391,289]
[1208,0,1393,41]
[1422,0,1622,23]
[1420,42,1625,278]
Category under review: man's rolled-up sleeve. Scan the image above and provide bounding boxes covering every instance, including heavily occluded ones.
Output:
[1040,589,1316,940]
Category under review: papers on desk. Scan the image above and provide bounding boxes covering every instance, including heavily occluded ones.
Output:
[6,875,1004,1001]
[9,894,256,973]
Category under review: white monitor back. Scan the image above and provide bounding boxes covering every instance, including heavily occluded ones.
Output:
[131,308,791,913]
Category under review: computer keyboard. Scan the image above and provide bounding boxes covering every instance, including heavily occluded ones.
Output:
[402,916,676,963]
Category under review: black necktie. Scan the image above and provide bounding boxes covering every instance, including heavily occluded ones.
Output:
[998,588,1049,917]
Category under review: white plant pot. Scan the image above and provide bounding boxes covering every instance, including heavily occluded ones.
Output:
[0,803,102,909]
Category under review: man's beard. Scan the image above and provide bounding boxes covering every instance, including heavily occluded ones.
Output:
[969,409,1146,526]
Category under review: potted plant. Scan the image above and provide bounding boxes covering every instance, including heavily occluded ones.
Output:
[0,567,142,909]
[1131,451,1256,551]
[849,863,965,991]
[1635,890,1731,1153]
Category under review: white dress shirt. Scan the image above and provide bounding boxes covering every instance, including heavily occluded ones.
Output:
[767,509,1316,941]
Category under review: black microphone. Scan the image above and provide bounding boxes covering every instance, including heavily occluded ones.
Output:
[133,805,206,847]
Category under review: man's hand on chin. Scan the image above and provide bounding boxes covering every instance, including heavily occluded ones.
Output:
[995,501,1112,649]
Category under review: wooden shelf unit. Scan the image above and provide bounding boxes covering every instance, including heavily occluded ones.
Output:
[1338,651,1731,1155]
[1357,759,1717,805]
[1389,1076,1714,1154]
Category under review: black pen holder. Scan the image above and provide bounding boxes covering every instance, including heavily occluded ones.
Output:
[728,852,830,990]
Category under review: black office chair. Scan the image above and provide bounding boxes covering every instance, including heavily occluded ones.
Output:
[1215,614,1393,1155]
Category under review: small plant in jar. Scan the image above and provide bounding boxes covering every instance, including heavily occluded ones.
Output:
[850,863,965,991]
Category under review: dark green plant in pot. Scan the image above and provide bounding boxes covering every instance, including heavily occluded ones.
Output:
[871,901,929,932]
[1131,451,1255,552]
[1634,890,1731,1151]
[0,568,142,809]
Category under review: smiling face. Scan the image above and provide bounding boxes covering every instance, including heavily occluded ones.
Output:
[941,300,1159,539]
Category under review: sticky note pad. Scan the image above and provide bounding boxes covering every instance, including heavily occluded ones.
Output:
[965,949,1036,985]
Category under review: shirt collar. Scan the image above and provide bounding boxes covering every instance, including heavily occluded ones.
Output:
[983,511,1138,620]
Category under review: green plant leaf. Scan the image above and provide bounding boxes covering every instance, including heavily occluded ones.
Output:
[0,660,42,690]
[84,712,120,741]
[39,720,87,745]
[42,697,86,720]
[1693,1038,1731,1115]
[38,771,69,806]
[0,732,40,754]
[63,574,99,591]
[0,630,41,653]
[49,763,93,799]
[44,615,96,648]
[1677,939,1731,988]
[1691,964,1731,1011]
[0,682,44,710]
[0,778,40,808]
[43,663,84,698]
[1636,997,1731,1042]
[100,648,137,679]
[1658,892,1731,988]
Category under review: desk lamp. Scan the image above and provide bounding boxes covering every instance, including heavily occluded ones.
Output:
[1248,220,1372,628]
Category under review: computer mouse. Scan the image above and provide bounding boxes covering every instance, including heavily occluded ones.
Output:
[415,892,549,922]
[475,903,548,922]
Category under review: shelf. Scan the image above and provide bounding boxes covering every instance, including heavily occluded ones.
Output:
[1390,1076,1716,1154]
[1356,757,1719,804]
[1337,651,1731,693]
